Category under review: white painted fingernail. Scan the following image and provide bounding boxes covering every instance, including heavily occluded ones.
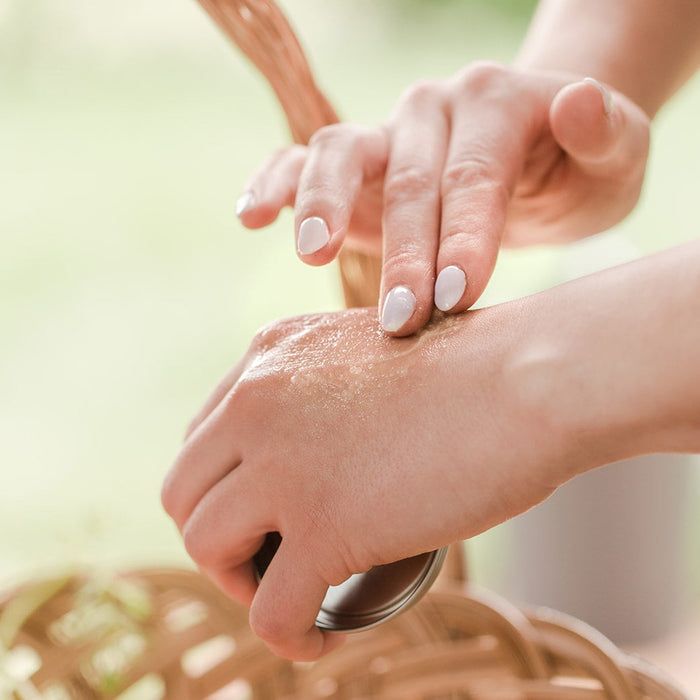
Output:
[381,285,416,333]
[434,265,466,311]
[297,216,330,255]
[236,191,255,217]
[583,77,614,117]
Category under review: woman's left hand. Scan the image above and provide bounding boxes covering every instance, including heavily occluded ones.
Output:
[161,306,567,661]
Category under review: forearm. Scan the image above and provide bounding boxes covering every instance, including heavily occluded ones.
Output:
[516,0,700,116]
[505,240,700,481]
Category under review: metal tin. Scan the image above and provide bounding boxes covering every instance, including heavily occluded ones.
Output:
[254,532,448,632]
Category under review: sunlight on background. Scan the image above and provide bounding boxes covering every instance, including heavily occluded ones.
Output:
[1,0,698,599]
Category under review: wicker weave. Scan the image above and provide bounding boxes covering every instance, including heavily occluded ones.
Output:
[0,566,689,698]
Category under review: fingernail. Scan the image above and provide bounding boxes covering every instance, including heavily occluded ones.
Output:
[434,265,466,311]
[297,216,330,255]
[381,285,416,333]
[236,191,255,217]
[583,77,614,117]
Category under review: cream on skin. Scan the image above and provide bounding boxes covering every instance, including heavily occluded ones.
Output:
[164,240,700,663]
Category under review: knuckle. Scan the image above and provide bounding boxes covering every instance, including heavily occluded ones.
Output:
[441,156,490,191]
[308,123,354,150]
[399,78,442,108]
[455,60,509,94]
[182,519,213,566]
[299,185,352,220]
[252,319,281,348]
[288,143,308,161]
[161,462,194,527]
[264,146,288,165]
[383,243,433,280]
[264,144,304,170]
[439,228,484,256]
[224,366,287,414]
[270,145,292,161]
[440,191,506,245]
[440,228,475,246]
[384,164,437,207]
[252,317,296,351]
[160,472,180,520]
[220,379,255,417]
[441,156,508,204]
[302,504,368,586]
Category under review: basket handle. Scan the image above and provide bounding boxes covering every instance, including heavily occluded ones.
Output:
[438,543,468,586]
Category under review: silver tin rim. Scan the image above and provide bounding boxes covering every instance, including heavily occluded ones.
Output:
[253,534,448,633]
[316,546,449,632]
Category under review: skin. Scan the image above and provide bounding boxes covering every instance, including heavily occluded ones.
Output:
[164,0,700,661]
[163,241,700,660]
[237,0,700,336]
[239,69,650,334]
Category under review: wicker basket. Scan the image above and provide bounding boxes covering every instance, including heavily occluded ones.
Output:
[0,564,690,698]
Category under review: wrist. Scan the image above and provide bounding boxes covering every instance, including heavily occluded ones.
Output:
[504,309,640,485]
[515,0,700,117]
[498,296,612,487]
[504,245,700,484]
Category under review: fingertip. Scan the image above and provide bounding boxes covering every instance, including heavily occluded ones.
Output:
[258,622,330,662]
[434,230,498,318]
[295,216,342,266]
[582,77,614,117]
[379,284,433,336]
[237,199,284,230]
[552,78,614,121]
[550,78,617,162]
[297,216,330,254]
[235,190,269,229]
[434,265,467,313]
[236,191,256,219]
[250,598,330,662]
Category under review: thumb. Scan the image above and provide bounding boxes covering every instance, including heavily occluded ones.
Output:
[550,77,650,176]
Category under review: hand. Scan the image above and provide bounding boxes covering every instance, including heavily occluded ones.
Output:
[161,307,569,661]
[235,63,650,335]
[162,240,700,661]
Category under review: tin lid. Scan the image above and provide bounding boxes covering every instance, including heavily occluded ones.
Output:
[254,533,447,632]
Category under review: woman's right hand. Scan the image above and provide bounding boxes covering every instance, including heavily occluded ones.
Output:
[235,63,650,335]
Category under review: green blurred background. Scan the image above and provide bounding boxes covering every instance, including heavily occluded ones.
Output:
[1,0,699,591]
